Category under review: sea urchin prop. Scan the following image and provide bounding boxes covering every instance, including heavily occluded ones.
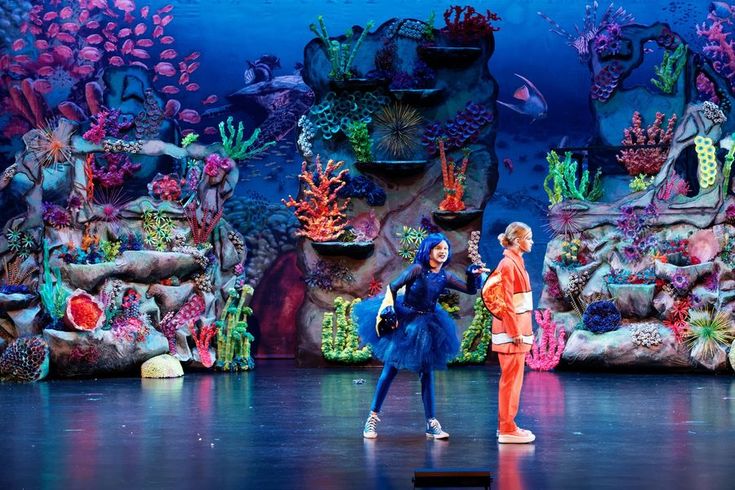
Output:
[545,205,582,238]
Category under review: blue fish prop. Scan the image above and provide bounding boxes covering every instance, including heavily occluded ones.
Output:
[710,1,733,19]
[497,73,548,122]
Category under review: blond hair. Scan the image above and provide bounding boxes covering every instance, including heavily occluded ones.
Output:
[498,222,531,248]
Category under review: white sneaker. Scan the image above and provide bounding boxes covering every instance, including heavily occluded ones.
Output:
[426,418,449,439]
[363,412,380,439]
[498,429,535,444]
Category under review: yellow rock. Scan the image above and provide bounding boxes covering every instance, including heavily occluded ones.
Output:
[141,354,184,378]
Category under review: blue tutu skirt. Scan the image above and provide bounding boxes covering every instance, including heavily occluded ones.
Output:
[353,295,460,372]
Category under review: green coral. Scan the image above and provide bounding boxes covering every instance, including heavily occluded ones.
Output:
[39,239,70,322]
[309,91,388,139]
[651,44,687,94]
[309,16,374,80]
[694,135,717,189]
[322,296,372,363]
[218,116,276,161]
[216,286,256,371]
[543,150,603,207]
[422,11,436,41]
[6,228,35,258]
[99,240,121,262]
[451,298,493,365]
[629,174,654,192]
[347,120,373,162]
[142,210,174,251]
[181,132,199,148]
[723,137,735,199]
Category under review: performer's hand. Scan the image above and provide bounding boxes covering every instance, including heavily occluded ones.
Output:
[379,306,397,323]
[467,264,490,275]
[512,335,523,346]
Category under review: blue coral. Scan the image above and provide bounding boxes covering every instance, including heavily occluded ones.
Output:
[338,174,386,206]
[582,300,621,334]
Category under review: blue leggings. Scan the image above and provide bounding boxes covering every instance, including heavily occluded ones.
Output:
[370,364,435,419]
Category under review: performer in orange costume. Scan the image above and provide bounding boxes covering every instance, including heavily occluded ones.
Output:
[492,222,535,444]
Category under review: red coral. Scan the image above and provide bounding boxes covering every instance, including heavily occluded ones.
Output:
[663,297,691,343]
[65,291,105,332]
[149,173,182,201]
[437,139,469,212]
[368,276,383,297]
[190,323,218,368]
[616,111,677,176]
[185,201,223,245]
[526,310,566,371]
[442,5,501,44]
[282,155,350,242]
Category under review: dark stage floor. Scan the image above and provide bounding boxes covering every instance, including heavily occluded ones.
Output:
[1,362,734,490]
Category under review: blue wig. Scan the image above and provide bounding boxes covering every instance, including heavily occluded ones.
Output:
[413,233,451,267]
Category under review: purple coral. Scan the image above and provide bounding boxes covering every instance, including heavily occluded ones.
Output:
[671,270,690,291]
[591,61,623,102]
[422,102,493,155]
[42,202,71,229]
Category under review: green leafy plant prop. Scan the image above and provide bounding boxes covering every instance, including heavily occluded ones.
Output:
[651,44,687,94]
[451,297,492,365]
[216,286,256,372]
[39,239,70,323]
[218,116,276,161]
[347,121,373,162]
[422,11,436,40]
[723,139,735,199]
[309,16,374,80]
[321,296,371,363]
[181,132,199,148]
[629,174,654,192]
[543,150,603,207]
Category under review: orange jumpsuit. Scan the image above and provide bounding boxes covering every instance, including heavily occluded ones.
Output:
[491,248,533,434]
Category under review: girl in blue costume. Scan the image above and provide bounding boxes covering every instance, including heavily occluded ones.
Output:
[355,233,483,439]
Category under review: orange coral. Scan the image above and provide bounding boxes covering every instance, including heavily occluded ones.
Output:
[437,139,469,212]
[616,111,677,176]
[282,155,351,242]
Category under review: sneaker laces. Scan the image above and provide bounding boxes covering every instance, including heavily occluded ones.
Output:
[366,414,380,432]
[427,418,442,433]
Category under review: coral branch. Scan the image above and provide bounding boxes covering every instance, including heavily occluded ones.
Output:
[526,310,566,371]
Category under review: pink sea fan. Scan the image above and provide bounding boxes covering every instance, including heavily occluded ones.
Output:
[687,229,720,263]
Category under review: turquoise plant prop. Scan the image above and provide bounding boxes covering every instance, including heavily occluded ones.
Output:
[309,16,374,80]
[651,44,687,94]
[451,298,492,365]
[321,296,371,363]
[543,150,603,207]
[723,138,735,198]
[629,174,654,192]
[216,286,256,372]
[694,135,717,189]
[218,116,275,161]
[39,239,70,323]
[396,225,428,262]
[347,121,373,162]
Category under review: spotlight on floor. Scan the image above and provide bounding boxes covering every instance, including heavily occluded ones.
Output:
[413,468,493,489]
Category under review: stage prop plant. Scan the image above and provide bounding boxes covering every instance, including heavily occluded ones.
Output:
[651,44,687,94]
[309,16,374,80]
[451,297,492,365]
[694,136,718,190]
[282,156,351,242]
[526,309,566,371]
[685,309,735,370]
[543,150,602,207]
[39,239,71,327]
[158,294,206,355]
[581,300,621,334]
[218,116,275,161]
[347,121,373,162]
[321,297,371,363]
[437,139,470,212]
[396,225,428,262]
[216,286,256,372]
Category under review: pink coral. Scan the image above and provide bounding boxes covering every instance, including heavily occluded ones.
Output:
[203,153,233,177]
[349,210,380,241]
[526,310,566,371]
[697,9,735,90]
[158,294,206,354]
